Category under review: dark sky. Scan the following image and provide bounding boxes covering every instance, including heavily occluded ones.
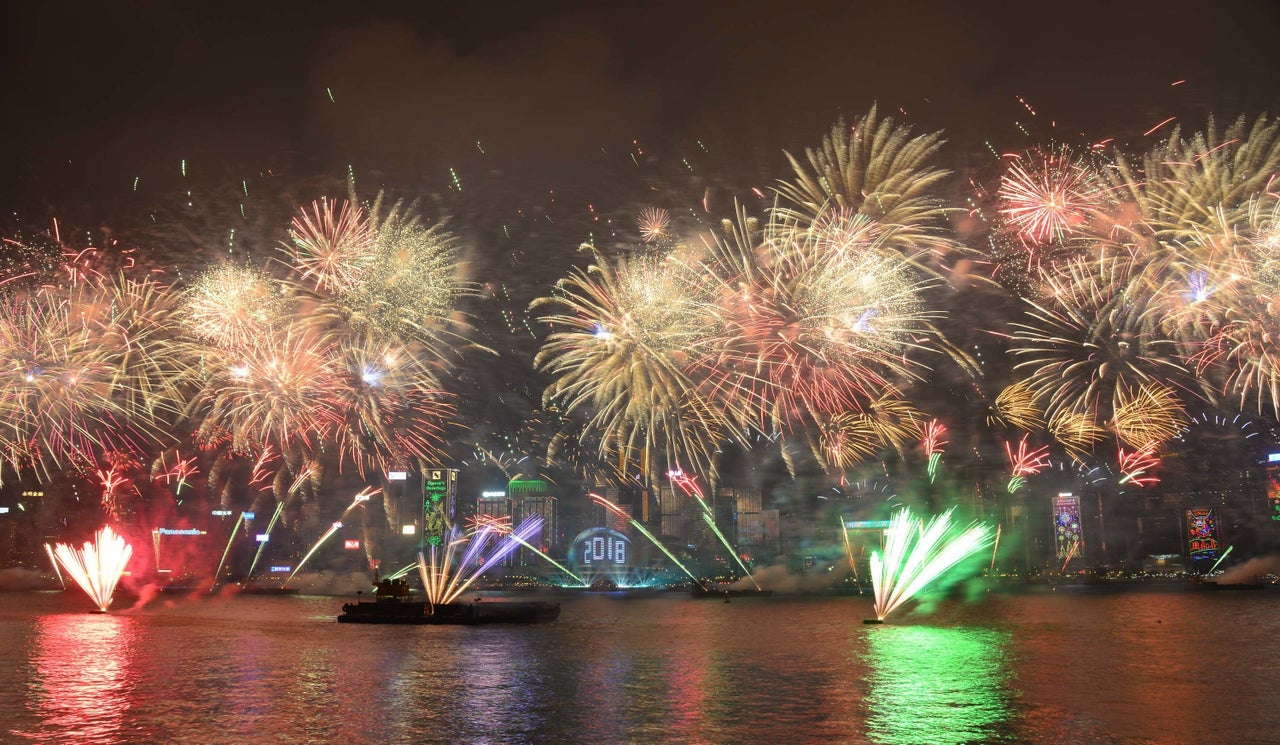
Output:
[3,0,1279,222]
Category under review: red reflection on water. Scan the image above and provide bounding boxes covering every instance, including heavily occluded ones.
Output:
[19,613,139,743]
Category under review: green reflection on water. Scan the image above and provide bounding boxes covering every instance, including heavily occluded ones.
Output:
[863,626,1012,745]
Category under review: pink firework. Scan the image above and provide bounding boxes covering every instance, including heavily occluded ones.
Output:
[922,419,948,457]
[998,147,1103,246]
[155,452,199,494]
[666,469,705,499]
[922,419,948,481]
[1117,446,1160,487]
[285,199,375,293]
[1005,435,1050,477]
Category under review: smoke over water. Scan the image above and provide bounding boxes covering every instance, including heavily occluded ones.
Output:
[731,562,852,593]
[1215,556,1280,585]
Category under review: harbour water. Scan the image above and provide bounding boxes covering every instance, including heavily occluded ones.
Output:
[1,586,1277,744]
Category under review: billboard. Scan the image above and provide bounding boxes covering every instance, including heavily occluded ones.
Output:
[1186,508,1219,562]
[1052,495,1083,560]
[1267,455,1280,521]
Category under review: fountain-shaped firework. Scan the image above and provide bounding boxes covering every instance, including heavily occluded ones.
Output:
[49,525,134,612]
[867,507,993,622]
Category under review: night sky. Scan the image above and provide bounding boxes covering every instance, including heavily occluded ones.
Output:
[4,0,1280,221]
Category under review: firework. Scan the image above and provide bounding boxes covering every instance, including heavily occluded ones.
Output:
[49,525,133,612]
[339,195,471,348]
[772,105,954,262]
[535,246,729,476]
[327,334,455,475]
[185,263,286,350]
[691,210,938,442]
[867,507,993,622]
[1105,115,1280,242]
[1004,435,1049,493]
[922,419,948,482]
[988,380,1044,431]
[997,146,1105,247]
[417,516,544,606]
[1117,446,1160,487]
[1185,196,1280,414]
[637,207,672,243]
[1008,251,1188,427]
[1047,408,1106,461]
[1111,382,1186,451]
[190,326,339,456]
[819,412,879,470]
[0,277,187,483]
[283,198,375,293]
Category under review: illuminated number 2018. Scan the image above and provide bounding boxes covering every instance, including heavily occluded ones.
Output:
[582,534,626,565]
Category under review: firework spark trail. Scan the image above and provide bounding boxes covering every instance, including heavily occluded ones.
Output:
[1208,545,1234,574]
[840,518,862,594]
[921,419,948,482]
[1061,539,1081,572]
[667,470,759,589]
[868,507,993,622]
[44,543,66,589]
[506,533,583,586]
[590,492,702,588]
[245,502,285,581]
[285,520,345,588]
[699,512,761,590]
[209,511,247,591]
[417,516,545,606]
[989,523,1003,572]
[49,525,133,612]
[1004,436,1050,493]
[1117,446,1161,487]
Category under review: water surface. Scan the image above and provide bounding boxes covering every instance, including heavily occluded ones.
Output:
[1,587,1276,744]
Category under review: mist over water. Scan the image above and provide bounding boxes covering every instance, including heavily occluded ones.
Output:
[2,588,1280,743]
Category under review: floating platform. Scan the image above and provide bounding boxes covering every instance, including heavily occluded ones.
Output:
[337,599,561,625]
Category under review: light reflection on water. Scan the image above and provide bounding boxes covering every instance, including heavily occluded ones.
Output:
[20,612,139,744]
[2,589,1280,743]
[863,625,1012,745]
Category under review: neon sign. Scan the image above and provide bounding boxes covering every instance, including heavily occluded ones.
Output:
[1187,508,1219,561]
[1052,495,1083,560]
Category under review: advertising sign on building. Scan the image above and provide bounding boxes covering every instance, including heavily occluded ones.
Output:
[1186,508,1219,562]
[1052,494,1083,560]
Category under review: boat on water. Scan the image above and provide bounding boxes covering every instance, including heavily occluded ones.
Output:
[337,579,560,625]
[690,585,774,599]
[1196,577,1269,591]
[338,599,561,624]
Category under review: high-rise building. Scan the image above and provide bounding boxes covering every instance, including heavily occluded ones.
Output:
[508,478,559,565]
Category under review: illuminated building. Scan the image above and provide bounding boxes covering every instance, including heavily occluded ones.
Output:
[507,478,559,566]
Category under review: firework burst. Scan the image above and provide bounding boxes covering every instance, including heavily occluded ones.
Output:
[691,210,938,441]
[637,207,672,243]
[772,105,954,263]
[283,198,375,293]
[997,145,1106,248]
[867,506,993,622]
[535,245,729,475]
